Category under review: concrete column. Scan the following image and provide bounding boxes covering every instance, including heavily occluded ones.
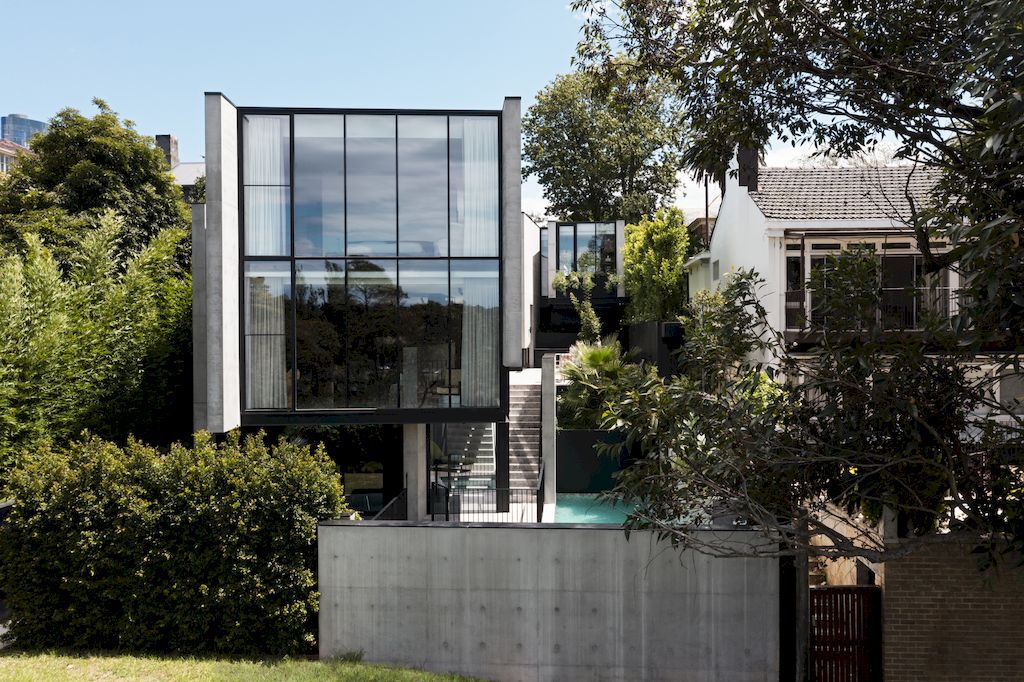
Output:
[403,424,428,521]
[191,204,208,431]
[203,92,240,433]
[501,96,523,370]
[541,354,557,507]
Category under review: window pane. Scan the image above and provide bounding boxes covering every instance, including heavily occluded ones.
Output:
[244,186,290,256]
[244,262,292,409]
[399,116,448,256]
[450,116,498,256]
[243,115,290,185]
[347,259,398,407]
[882,255,915,329]
[451,260,499,407]
[347,116,396,257]
[294,115,344,256]
[399,261,450,407]
[575,223,596,273]
[539,227,549,295]
[557,225,574,273]
[595,222,616,275]
[295,260,346,409]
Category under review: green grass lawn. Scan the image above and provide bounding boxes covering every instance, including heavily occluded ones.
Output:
[0,652,481,681]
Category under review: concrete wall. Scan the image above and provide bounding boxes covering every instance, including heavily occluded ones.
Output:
[201,92,240,433]
[191,203,208,430]
[883,541,1024,682]
[319,522,780,682]
[502,97,523,370]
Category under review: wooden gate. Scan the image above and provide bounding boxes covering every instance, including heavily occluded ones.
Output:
[811,585,882,682]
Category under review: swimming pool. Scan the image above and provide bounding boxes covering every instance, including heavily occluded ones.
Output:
[554,493,631,524]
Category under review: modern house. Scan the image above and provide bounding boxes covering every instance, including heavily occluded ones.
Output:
[192,92,529,520]
[532,219,627,360]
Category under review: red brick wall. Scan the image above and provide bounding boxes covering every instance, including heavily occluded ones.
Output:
[884,542,1024,682]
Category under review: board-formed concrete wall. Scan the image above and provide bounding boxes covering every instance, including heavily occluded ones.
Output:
[319,522,780,682]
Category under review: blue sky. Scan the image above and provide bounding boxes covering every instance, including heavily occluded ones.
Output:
[4,2,581,158]
[6,1,783,217]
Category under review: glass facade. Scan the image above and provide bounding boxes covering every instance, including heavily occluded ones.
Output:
[241,111,501,413]
[1,114,47,148]
[556,221,616,275]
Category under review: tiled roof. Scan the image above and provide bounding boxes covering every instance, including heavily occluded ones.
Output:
[0,139,27,156]
[748,166,941,220]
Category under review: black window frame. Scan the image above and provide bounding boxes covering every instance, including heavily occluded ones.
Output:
[236,106,507,426]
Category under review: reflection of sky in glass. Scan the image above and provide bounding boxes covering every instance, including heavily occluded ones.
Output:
[347,116,396,256]
[399,116,448,257]
[400,260,448,306]
[296,260,345,303]
[295,116,344,256]
[558,225,574,272]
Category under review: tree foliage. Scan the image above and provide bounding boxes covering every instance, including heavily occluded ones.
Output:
[598,262,1023,562]
[0,214,191,482]
[0,431,348,654]
[574,0,1024,348]
[552,251,615,344]
[622,207,690,322]
[0,98,190,260]
[558,338,657,429]
[522,67,684,223]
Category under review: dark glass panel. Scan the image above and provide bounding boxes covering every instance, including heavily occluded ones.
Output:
[882,255,915,329]
[347,259,399,407]
[575,222,596,273]
[243,261,292,409]
[557,225,574,273]
[294,115,344,256]
[295,260,347,409]
[595,222,616,275]
[450,260,499,408]
[449,116,498,257]
[399,116,448,257]
[346,116,396,257]
[398,261,450,407]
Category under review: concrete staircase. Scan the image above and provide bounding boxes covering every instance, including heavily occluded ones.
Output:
[445,422,495,490]
[509,381,542,489]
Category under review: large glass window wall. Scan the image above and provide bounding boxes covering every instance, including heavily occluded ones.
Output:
[241,111,501,412]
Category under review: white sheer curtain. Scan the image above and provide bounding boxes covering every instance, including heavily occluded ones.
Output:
[243,115,290,256]
[460,117,498,256]
[460,263,499,407]
[245,267,289,409]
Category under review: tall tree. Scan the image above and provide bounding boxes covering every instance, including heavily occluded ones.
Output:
[0,98,190,260]
[622,207,690,322]
[574,0,1024,348]
[522,67,684,224]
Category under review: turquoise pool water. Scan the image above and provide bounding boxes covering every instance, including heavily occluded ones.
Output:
[554,493,631,524]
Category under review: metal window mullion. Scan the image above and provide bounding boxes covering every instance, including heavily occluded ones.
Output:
[289,115,297,411]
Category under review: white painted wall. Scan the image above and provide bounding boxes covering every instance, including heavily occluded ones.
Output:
[319,522,780,682]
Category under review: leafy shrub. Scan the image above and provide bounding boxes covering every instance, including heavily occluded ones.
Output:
[623,207,691,323]
[0,431,349,655]
[558,338,656,429]
[0,213,191,483]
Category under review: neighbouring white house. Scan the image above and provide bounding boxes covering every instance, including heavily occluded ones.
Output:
[685,149,955,343]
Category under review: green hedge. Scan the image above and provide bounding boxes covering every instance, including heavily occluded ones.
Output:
[0,431,349,655]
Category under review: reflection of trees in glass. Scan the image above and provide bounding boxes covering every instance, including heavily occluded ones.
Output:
[346,260,400,407]
[295,261,345,408]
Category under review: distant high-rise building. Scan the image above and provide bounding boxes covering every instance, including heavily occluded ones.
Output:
[1,114,47,147]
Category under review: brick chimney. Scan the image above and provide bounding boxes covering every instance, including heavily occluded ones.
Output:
[155,134,179,169]
[737,146,759,192]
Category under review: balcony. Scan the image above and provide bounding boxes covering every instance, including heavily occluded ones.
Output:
[785,286,956,333]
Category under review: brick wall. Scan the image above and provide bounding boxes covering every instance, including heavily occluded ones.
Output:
[884,541,1024,682]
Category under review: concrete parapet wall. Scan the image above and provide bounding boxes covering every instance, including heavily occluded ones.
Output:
[319,522,780,682]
